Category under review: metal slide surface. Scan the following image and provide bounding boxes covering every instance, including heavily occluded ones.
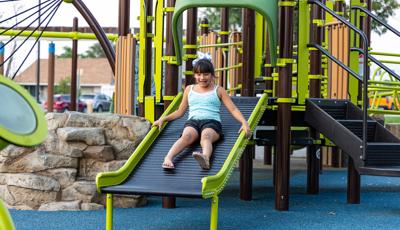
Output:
[101,97,260,198]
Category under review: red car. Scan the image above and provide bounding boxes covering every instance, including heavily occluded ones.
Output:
[45,94,87,112]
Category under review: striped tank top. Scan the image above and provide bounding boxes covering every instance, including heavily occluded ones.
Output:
[188,85,221,122]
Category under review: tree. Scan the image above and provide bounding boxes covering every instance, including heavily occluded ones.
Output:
[81,43,106,58]
[55,76,71,94]
[199,8,242,31]
[58,43,108,59]
[58,46,73,58]
[371,0,400,35]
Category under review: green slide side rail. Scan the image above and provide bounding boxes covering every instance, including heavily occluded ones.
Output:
[0,199,15,230]
[96,93,183,193]
[172,0,278,66]
[0,76,47,147]
[201,93,268,198]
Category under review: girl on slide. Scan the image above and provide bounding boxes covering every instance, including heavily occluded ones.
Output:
[153,54,251,170]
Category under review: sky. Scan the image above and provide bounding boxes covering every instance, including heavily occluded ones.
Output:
[0,0,399,77]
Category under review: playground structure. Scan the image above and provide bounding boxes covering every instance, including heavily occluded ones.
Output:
[1,0,400,229]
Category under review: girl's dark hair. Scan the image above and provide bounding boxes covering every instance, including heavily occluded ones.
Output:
[193,59,214,75]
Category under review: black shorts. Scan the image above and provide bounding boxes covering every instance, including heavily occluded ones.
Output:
[184,119,223,138]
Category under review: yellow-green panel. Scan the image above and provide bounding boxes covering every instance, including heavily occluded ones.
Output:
[138,0,147,103]
[145,96,156,123]
[254,12,264,77]
[0,76,48,147]
[154,0,164,103]
[0,199,15,230]
[297,0,310,104]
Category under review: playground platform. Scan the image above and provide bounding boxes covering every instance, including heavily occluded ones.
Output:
[9,148,400,230]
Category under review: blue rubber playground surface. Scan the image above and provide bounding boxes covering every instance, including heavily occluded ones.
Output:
[10,167,400,230]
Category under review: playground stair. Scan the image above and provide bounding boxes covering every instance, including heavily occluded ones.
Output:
[305,98,400,177]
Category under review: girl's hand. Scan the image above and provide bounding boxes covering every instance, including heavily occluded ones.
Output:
[153,118,165,131]
[238,122,251,139]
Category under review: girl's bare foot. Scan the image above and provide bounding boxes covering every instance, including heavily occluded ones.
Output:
[162,157,174,169]
[192,152,210,169]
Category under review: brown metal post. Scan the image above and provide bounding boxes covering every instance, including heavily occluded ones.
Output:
[307,4,323,195]
[264,146,272,165]
[348,0,368,203]
[118,0,130,36]
[273,146,277,186]
[275,4,294,211]
[220,8,229,89]
[47,42,55,112]
[239,9,255,201]
[71,17,78,111]
[184,8,197,86]
[0,42,4,75]
[162,0,178,209]
[330,0,346,169]
[200,18,209,35]
[264,24,274,165]
[145,0,153,97]
[347,157,360,203]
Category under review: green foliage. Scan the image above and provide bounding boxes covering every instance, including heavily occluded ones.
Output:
[371,0,400,35]
[58,43,108,59]
[55,76,71,94]
[199,8,242,31]
[81,43,106,58]
[58,46,72,58]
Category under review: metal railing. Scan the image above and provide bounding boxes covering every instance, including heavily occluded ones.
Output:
[308,0,369,160]
[350,6,400,115]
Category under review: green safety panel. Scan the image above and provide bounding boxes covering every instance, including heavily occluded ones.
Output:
[0,75,47,147]
[0,199,15,230]
[172,0,278,66]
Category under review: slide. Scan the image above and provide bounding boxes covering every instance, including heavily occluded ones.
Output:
[96,93,267,199]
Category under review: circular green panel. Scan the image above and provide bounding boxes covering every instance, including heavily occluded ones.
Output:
[0,84,36,134]
[0,76,47,147]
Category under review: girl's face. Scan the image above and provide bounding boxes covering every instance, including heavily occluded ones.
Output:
[194,72,214,88]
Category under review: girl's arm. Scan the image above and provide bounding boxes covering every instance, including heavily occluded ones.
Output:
[153,86,190,129]
[218,87,251,138]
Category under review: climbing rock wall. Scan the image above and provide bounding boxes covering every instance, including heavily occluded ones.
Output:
[0,112,150,211]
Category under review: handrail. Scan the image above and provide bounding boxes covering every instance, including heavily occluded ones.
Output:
[310,44,362,81]
[308,0,369,160]
[351,47,400,82]
[370,51,400,58]
[201,93,268,198]
[352,6,400,38]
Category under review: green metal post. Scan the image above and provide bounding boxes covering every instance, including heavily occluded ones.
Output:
[210,196,219,230]
[349,0,362,104]
[138,0,147,116]
[106,194,113,230]
[297,0,310,104]
[254,12,264,78]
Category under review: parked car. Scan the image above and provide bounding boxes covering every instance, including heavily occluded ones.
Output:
[80,93,112,112]
[44,94,87,112]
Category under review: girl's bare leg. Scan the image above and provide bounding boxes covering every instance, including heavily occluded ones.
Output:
[163,126,199,168]
[193,128,220,169]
